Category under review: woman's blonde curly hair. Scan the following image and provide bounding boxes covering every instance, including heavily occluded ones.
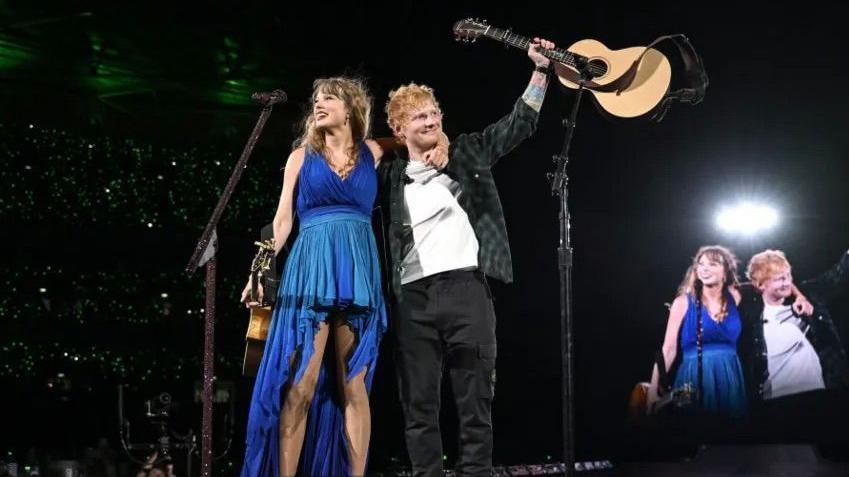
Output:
[296,76,372,158]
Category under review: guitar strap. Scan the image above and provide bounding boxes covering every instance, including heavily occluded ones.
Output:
[646,34,709,122]
[562,34,708,122]
[655,350,671,395]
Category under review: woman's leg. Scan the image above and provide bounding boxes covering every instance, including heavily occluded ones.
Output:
[278,322,330,477]
[332,318,371,476]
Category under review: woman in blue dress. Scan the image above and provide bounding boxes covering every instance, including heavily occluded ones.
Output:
[238,77,446,477]
[647,245,748,417]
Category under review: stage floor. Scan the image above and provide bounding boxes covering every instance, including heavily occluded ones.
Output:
[370,445,849,476]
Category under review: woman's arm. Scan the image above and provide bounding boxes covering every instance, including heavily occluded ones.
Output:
[366,133,449,169]
[647,294,688,411]
[240,148,305,306]
[270,148,305,255]
[730,286,742,306]
[365,137,401,164]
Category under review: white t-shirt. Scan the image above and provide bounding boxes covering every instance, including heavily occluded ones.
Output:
[400,160,479,284]
[762,303,825,399]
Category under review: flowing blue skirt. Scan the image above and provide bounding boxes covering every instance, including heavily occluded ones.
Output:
[673,344,747,418]
[241,208,387,477]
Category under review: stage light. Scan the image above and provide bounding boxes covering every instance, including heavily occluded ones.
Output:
[716,202,778,236]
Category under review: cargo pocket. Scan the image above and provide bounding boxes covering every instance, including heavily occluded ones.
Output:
[478,343,497,398]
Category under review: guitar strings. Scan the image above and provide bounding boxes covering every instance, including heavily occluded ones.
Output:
[486,28,607,76]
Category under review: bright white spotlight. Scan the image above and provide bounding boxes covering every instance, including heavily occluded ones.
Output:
[716,202,779,236]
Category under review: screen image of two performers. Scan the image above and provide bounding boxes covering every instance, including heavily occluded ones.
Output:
[639,246,849,419]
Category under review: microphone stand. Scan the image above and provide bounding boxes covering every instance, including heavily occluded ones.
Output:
[548,67,592,477]
[184,89,286,477]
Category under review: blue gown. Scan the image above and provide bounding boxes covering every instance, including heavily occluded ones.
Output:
[241,143,387,477]
[673,292,747,418]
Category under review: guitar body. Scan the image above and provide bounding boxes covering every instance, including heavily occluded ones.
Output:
[628,381,696,417]
[242,305,272,377]
[628,382,651,417]
[452,19,676,119]
[557,39,672,119]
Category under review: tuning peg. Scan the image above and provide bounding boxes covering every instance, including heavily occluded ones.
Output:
[471,38,477,43]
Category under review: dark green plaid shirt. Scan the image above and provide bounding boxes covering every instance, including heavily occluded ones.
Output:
[377,98,539,301]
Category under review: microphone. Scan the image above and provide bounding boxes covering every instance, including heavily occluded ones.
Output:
[252,89,287,106]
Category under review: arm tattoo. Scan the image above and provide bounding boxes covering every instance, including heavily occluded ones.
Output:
[522,70,549,112]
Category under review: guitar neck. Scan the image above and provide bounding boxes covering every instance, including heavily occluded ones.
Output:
[250,269,259,301]
[478,26,586,69]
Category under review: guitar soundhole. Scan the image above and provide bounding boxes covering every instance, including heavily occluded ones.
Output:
[587,59,608,79]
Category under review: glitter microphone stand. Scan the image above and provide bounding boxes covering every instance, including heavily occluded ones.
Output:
[184,89,286,477]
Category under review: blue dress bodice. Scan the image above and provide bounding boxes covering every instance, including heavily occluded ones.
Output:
[679,292,742,355]
[296,143,376,223]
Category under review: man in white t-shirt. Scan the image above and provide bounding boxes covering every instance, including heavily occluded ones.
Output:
[742,250,849,401]
[379,38,556,477]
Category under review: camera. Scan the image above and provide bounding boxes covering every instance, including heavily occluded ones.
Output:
[145,393,172,420]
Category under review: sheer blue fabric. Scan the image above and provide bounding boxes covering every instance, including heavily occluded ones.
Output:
[241,143,387,476]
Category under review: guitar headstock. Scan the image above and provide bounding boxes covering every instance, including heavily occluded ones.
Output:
[452,18,490,43]
[250,239,275,274]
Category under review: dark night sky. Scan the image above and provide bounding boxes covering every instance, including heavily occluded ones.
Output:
[2,0,848,469]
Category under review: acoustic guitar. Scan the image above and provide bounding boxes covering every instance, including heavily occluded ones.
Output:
[452,18,672,119]
[242,238,275,377]
[628,381,695,418]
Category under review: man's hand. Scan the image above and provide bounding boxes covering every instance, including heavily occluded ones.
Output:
[423,131,449,170]
[792,295,813,316]
[528,37,556,68]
